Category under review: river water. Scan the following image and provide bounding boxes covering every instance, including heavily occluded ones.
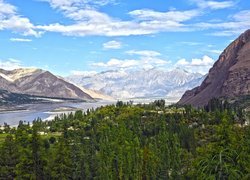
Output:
[0,101,114,126]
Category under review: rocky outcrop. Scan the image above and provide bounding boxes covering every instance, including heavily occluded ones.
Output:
[0,68,93,101]
[178,29,250,107]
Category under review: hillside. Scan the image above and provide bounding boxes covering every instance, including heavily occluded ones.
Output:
[0,89,84,108]
[0,89,40,105]
[179,29,250,107]
[0,68,93,101]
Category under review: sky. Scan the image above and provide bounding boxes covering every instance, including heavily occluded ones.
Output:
[0,0,250,76]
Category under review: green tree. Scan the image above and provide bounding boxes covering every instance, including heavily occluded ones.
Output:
[194,115,244,179]
[0,135,19,179]
[50,138,72,179]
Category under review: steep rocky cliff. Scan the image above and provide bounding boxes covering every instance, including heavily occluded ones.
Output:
[178,29,250,107]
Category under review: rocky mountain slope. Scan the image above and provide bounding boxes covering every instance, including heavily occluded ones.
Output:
[76,87,115,101]
[0,89,38,105]
[0,68,93,101]
[178,29,250,107]
[67,68,204,100]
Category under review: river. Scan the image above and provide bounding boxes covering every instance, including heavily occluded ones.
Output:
[0,101,114,126]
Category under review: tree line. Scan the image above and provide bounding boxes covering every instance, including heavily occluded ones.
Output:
[0,99,249,179]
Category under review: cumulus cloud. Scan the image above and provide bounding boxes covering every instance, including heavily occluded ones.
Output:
[10,38,32,42]
[37,0,243,37]
[93,58,139,68]
[0,0,42,37]
[92,49,169,70]
[70,70,98,76]
[0,0,247,38]
[176,55,214,74]
[33,1,250,37]
[1,0,245,37]
[0,58,23,70]
[36,0,202,36]
[142,56,169,68]
[103,40,122,49]
[0,0,16,14]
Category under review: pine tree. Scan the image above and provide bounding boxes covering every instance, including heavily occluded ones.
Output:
[0,135,19,179]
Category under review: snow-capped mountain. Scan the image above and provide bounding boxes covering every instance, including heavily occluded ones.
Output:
[66,68,205,100]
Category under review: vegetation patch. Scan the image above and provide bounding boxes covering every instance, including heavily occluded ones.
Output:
[0,100,249,179]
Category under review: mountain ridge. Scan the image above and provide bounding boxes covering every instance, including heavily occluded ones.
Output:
[0,68,93,101]
[67,68,205,100]
[178,29,250,106]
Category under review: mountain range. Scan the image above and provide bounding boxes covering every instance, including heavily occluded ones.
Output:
[2,27,249,107]
[0,67,205,105]
[66,68,205,100]
[5,28,250,106]
[179,29,250,107]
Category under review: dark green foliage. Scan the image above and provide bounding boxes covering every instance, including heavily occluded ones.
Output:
[49,136,56,144]
[0,135,19,179]
[0,100,249,179]
[0,89,86,106]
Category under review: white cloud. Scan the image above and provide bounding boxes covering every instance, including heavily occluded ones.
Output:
[92,50,169,70]
[191,0,235,10]
[44,0,116,9]
[179,41,202,46]
[0,0,16,15]
[195,10,250,36]
[37,0,243,38]
[38,0,241,38]
[0,58,22,70]
[103,40,122,49]
[0,0,246,38]
[191,56,214,66]
[34,1,250,37]
[0,0,42,37]
[93,58,139,68]
[129,9,200,22]
[176,59,189,66]
[208,49,222,54]
[176,55,214,74]
[36,20,154,37]
[233,10,250,22]
[142,56,168,66]
[70,70,97,76]
[126,50,161,57]
[10,38,32,42]
[36,0,202,36]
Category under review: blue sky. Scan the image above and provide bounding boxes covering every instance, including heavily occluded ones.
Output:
[0,0,250,76]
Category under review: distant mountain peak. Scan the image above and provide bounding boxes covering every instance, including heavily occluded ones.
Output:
[172,67,190,74]
[0,68,93,101]
[66,67,204,100]
[0,68,43,82]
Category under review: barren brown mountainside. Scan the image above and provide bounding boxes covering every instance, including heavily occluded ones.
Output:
[178,29,250,107]
[0,68,93,100]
